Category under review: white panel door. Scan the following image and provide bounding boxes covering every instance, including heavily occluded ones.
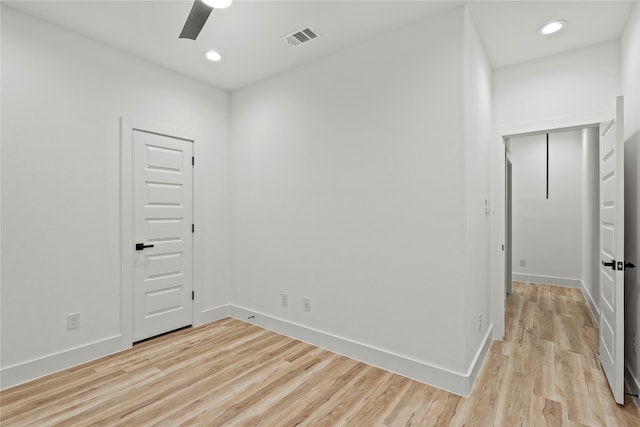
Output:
[133,129,193,342]
[598,96,625,404]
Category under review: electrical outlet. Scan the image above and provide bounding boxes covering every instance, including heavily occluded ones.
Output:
[520,259,526,267]
[303,297,311,312]
[478,313,482,332]
[67,313,80,330]
[281,293,288,307]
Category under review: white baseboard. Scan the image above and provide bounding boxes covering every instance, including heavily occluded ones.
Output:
[229,305,492,397]
[625,363,640,409]
[467,325,495,393]
[1,305,495,398]
[0,335,126,390]
[195,305,230,326]
[513,273,582,288]
[1,305,231,391]
[579,279,600,322]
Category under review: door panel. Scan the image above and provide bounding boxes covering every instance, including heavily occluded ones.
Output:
[598,96,625,404]
[506,154,513,295]
[133,129,193,342]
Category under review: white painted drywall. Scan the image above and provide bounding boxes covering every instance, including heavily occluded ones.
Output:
[510,130,584,286]
[1,3,494,395]
[1,6,231,385]
[493,40,620,129]
[230,6,487,385]
[581,127,600,315]
[621,0,640,398]
[462,8,493,371]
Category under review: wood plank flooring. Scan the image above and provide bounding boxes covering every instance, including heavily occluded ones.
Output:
[2,282,639,426]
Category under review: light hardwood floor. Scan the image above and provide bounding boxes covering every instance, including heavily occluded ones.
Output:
[2,282,639,426]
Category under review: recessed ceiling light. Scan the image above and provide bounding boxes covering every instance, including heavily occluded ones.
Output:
[205,50,222,62]
[202,0,233,9]
[538,20,567,36]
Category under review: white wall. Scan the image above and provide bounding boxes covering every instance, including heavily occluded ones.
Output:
[462,8,493,373]
[1,3,494,396]
[510,130,584,286]
[581,127,600,316]
[1,7,232,387]
[621,0,640,400]
[230,6,492,395]
[494,40,620,130]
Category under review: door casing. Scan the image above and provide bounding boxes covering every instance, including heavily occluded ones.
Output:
[120,117,197,345]
[492,111,606,340]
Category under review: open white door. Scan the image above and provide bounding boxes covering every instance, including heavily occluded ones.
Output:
[598,96,625,404]
[505,151,513,295]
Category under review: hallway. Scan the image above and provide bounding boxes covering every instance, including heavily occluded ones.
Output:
[461,282,640,425]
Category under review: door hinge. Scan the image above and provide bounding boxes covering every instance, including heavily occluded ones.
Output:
[192,156,194,166]
[192,291,195,300]
[192,224,195,233]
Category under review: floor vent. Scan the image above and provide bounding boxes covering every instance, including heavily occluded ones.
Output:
[283,27,320,47]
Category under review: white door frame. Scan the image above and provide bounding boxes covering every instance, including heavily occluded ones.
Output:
[120,117,198,345]
[491,111,606,340]
[505,149,512,296]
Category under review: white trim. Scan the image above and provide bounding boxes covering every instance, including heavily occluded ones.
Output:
[579,279,600,322]
[0,308,494,396]
[512,274,582,288]
[228,305,492,397]
[120,117,134,346]
[466,325,494,394]
[0,335,126,390]
[496,112,605,139]
[195,305,230,326]
[490,131,506,340]
[190,133,206,327]
[625,363,640,409]
[120,117,197,345]
[0,303,228,390]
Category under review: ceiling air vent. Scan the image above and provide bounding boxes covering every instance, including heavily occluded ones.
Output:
[283,27,320,47]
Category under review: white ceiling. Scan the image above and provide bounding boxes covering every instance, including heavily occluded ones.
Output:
[468,0,634,69]
[4,0,635,91]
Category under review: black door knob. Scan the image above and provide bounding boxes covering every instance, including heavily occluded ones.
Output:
[602,260,615,270]
[135,243,155,251]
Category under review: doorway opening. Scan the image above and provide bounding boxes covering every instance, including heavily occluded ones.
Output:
[495,98,627,404]
[505,126,600,314]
